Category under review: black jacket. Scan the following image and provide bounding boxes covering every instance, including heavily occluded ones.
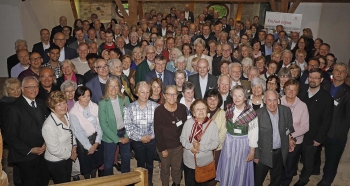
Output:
[322,82,350,140]
[56,74,85,88]
[297,84,334,145]
[3,96,50,163]
[42,47,78,64]
[32,42,54,59]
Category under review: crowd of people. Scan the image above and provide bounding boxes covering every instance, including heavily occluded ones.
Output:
[1,4,350,186]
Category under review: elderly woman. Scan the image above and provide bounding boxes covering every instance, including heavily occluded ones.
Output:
[255,56,266,75]
[69,86,104,179]
[252,40,262,58]
[248,77,266,110]
[42,91,77,184]
[175,56,191,77]
[60,80,77,112]
[241,57,253,80]
[266,75,281,95]
[154,85,187,186]
[180,99,220,185]
[216,85,258,186]
[124,81,159,186]
[98,76,130,175]
[289,64,302,81]
[204,89,227,186]
[271,51,282,62]
[108,58,135,102]
[0,78,21,128]
[294,49,308,74]
[186,38,213,73]
[166,48,183,72]
[121,55,136,88]
[180,81,195,118]
[132,47,144,68]
[232,35,240,49]
[57,60,85,88]
[260,60,278,81]
[280,79,309,186]
[278,68,292,96]
[174,70,187,101]
[149,78,163,104]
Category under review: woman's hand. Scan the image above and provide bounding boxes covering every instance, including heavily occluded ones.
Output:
[130,77,135,85]
[193,141,200,151]
[120,137,130,144]
[71,149,78,161]
[190,147,198,154]
[88,143,98,155]
[140,135,151,143]
[246,152,254,162]
[162,150,169,158]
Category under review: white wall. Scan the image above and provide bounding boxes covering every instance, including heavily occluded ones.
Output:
[0,0,23,77]
[294,3,323,38]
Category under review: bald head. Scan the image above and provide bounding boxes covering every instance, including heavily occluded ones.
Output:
[59,16,67,27]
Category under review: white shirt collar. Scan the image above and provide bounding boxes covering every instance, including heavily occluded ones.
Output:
[23,95,36,107]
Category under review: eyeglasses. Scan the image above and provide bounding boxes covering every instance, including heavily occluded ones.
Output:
[30,57,42,61]
[23,86,39,90]
[95,65,108,70]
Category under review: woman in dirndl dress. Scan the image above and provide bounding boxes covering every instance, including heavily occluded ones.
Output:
[216,85,259,186]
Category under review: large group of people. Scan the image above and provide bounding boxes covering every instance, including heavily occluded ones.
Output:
[1,4,350,186]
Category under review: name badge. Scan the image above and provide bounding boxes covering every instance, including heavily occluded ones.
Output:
[176,120,183,127]
[87,117,94,121]
[233,129,242,134]
[334,100,339,106]
[140,120,147,125]
[187,115,192,119]
[121,85,125,93]
[286,129,290,135]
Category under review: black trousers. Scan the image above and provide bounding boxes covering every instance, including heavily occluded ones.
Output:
[298,143,318,184]
[313,145,323,173]
[254,148,283,186]
[15,155,50,186]
[46,159,72,184]
[183,164,209,186]
[321,136,347,185]
[281,144,302,186]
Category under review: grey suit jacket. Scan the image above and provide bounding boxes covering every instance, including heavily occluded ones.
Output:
[255,105,294,168]
[188,73,218,99]
[86,76,104,104]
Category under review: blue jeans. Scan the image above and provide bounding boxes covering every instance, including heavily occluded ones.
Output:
[131,139,156,183]
[103,140,130,175]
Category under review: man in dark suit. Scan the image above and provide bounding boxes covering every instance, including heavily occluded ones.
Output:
[318,64,350,186]
[183,4,194,23]
[145,55,175,88]
[188,59,218,99]
[295,68,334,186]
[135,46,156,85]
[68,28,88,51]
[197,25,217,46]
[300,58,331,85]
[203,7,213,21]
[221,16,231,33]
[234,21,245,38]
[212,43,239,76]
[254,90,295,186]
[125,32,141,51]
[217,75,232,110]
[3,76,50,186]
[37,67,60,101]
[43,32,77,64]
[86,58,110,103]
[50,16,72,41]
[89,13,105,30]
[261,34,274,59]
[115,36,132,56]
[253,16,265,32]
[7,39,28,77]
[32,29,53,58]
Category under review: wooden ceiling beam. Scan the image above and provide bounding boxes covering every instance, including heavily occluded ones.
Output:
[288,0,301,13]
[115,0,129,19]
[270,0,277,12]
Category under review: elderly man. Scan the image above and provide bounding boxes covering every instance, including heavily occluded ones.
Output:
[197,25,217,46]
[254,90,295,186]
[89,13,105,30]
[125,32,140,51]
[32,29,52,58]
[43,33,77,64]
[7,39,27,77]
[86,58,110,103]
[114,24,122,38]
[294,68,334,186]
[18,52,42,81]
[51,16,72,41]
[217,75,232,110]
[318,64,350,186]
[42,45,61,79]
[188,59,218,99]
[277,50,294,72]
[115,36,132,56]
[93,19,103,39]
[3,76,50,186]
[319,43,331,57]
[288,32,299,50]
[71,42,90,74]
[145,55,175,88]
[86,28,103,46]
[229,62,244,87]
[11,49,30,78]
[37,67,60,100]
[183,4,194,23]
[121,25,130,44]
[241,66,260,92]
[261,34,274,57]
[135,45,156,84]
[212,43,239,76]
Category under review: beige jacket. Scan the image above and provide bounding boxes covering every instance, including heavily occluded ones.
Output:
[212,109,227,150]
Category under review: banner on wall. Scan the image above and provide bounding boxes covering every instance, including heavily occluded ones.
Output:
[264,11,303,33]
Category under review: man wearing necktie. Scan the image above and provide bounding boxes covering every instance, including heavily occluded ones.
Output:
[145,55,175,89]
[3,76,50,186]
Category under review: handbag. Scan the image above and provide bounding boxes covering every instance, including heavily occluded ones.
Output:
[76,132,97,154]
[193,119,216,183]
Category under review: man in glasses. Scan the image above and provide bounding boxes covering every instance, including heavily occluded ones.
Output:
[18,52,43,81]
[145,55,175,89]
[86,58,110,103]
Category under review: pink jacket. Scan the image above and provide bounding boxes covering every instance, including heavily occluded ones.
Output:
[281,96,309,144]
